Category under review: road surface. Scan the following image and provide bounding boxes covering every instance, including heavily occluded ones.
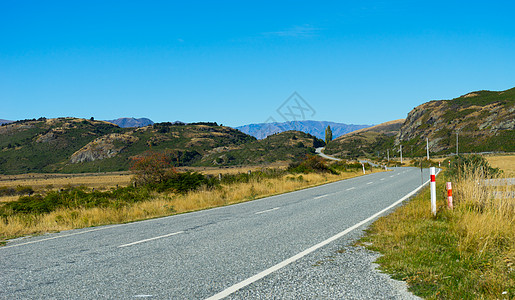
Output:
[315,147,341,161]
[1,168,432,299]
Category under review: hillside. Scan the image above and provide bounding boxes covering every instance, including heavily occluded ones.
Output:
[0,118,122,174]
[236,120,370,139]
[199,131,325,166]
[0,118,256,174]
[325,87,515,159]
[324,119,404,159]
[0,118,325,174]
[397,88,515,155]
[105,117,154,128]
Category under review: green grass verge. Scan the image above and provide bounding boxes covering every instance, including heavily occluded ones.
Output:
[359,174,514,299]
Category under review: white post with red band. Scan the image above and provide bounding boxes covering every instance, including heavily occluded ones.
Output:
[430,167,436,216]
[446,182,453,209]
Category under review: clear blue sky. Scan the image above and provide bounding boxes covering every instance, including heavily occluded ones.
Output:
[1,1,515,127]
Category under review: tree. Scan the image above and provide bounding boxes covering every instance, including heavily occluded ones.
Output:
[130,150,176,186]
[325,125,333,144]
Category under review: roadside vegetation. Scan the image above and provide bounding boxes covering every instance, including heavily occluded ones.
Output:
[359,154,514,299]
[0,153,377,244]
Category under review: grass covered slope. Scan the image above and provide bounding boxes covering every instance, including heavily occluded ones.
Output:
[0,118,121,174]
[324,119,404,159]
[398,87,515,155]
[359,155,514,299]
[0,119,257,174]
[198,130,325,166]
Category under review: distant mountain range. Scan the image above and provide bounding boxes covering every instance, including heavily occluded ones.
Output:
[105,118,154,128]
[0,119,13,125]
[235,120,372,140]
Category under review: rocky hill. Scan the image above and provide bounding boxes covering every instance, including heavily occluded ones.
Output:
[0,118,121,174]
[325,87,515,159]
[236,120,370,140]
[324,119,404,158]
[397,88,515,155]
[199,131,325,166]
[0,118,324,174]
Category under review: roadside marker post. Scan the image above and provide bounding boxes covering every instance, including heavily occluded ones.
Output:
[361,163,365,174]
[446,182,454,209]
[430,167,437,216]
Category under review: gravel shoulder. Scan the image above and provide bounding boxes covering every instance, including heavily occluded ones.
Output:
[229,228,420,299]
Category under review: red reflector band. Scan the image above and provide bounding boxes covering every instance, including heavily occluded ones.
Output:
[447,189,452,197]
[430,175,436,182]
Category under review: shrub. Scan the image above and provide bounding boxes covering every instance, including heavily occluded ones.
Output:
[288,155,337,174]
[446,154,501,179]
[0,186,151,215]
[130,150,177,186]
[330,161,365,172]
[153,172,218,193]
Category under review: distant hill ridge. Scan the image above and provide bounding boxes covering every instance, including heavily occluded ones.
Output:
[105,117,154,128]
[0,119,13,125]
[236,120,371,139]
[324,119,404,158]
[0,117,323,174]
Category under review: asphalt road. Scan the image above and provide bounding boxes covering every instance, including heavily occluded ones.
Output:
[1,167,433,299]
[315,147,341,161]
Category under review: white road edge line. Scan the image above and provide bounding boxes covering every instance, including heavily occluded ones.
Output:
[118,231,184,248]
[313,194,330,200]
[367,182,373,185]
[205,170,439,300]
[345,187,355,191]
[255,207,280,215]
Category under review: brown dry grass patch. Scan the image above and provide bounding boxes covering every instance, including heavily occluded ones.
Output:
[486,154,515,177]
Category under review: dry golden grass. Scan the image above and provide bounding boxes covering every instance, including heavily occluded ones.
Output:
[0,172,132,191]
[361,166,514,299]
[453,168,514,255]
[486,154,515,177]
[0,171,366,241]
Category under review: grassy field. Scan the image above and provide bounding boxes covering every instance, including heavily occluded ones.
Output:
[486,154,515,177]
[360,155,515,299]
[0,165,369,243]
[0,172,132,192]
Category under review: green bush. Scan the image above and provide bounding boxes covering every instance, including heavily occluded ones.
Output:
[330,161,365,172]
[288,155,337,174]
[446,154,501,179]
[0,186,151,215]
[220,169,286,185]
[152,172,218,193]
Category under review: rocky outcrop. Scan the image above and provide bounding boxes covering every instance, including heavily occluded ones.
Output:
[396,88,515,154]
[70,133,139,163]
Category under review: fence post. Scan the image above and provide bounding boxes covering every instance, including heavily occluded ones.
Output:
[446,182,453,209]
[430,167,436,216]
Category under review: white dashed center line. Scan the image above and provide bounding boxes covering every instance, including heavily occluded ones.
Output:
[255,207,280,215]
[118,231,184,248]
